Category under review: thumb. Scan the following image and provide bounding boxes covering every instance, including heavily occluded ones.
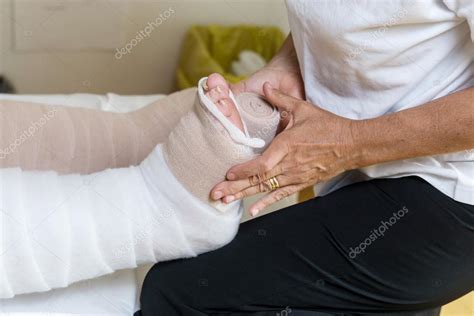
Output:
[263,82,299,113]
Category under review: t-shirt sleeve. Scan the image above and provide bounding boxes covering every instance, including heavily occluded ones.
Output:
[443,0,474,42]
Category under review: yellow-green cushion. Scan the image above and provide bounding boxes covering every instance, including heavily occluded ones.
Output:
[176,25,285,90]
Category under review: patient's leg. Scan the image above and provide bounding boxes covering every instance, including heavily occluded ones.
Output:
[0,77,280,298]
[0,73,266,175]
[0,88,196,174]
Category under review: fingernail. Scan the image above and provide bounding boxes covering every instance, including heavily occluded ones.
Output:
[227,173,235,180]
[225,195,235,203]
[216,85,223,93]
[251,208,259,217]
[213,191,223,199]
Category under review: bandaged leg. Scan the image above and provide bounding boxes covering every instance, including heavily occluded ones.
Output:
[0,78,279,298]
[0,88,196,174]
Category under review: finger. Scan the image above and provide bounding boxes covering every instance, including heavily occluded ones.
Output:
[248,184,305,217]
[222,173,293,203]
[212,178,257,200]
[263,82,300,113]
[210,178,252,200]
[212,163,284,200]
[226,136,289,180]
[226,185,261,202]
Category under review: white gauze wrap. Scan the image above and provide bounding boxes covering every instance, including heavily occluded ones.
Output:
[0,78,279,298]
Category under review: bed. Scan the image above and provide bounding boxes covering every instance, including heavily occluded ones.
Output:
[0,92,164,315]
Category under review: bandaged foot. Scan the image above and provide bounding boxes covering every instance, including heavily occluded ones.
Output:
[0,77,280,298]
[204,73,245,132]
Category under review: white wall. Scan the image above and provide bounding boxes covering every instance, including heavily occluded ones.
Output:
[0,0,289,94]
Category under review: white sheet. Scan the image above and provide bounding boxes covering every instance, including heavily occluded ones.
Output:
[0,92,164,315]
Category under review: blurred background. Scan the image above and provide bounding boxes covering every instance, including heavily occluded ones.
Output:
[0,0,289,94]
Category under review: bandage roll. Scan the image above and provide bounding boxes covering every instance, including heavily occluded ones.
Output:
[163,78,280,210]
[235,92,280,150]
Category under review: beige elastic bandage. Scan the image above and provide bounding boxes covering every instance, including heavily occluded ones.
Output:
[0,88,196,174]
[163,78,280,209]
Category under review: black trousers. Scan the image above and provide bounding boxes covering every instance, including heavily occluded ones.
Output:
[138,177,474,315]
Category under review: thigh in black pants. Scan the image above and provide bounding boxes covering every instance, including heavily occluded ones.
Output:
[138,177,474,315]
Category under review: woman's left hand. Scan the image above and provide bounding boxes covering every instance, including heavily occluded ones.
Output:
[210,82,361,216]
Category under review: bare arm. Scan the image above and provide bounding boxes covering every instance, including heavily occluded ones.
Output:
[211,85,474,214]
[352,87,474,168]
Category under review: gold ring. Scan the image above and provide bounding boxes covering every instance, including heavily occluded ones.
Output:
[269,176,280,191]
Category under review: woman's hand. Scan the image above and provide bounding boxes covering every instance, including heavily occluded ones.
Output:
[213,82,474,217]
[211,83,360,216]
[230,63,304,100]
[230,34,305,101]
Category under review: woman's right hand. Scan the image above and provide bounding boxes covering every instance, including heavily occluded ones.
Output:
[230,34,305,100]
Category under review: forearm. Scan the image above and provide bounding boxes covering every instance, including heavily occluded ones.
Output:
[236,34,304,100]
[267,33,300,73]
[352,87,474,168]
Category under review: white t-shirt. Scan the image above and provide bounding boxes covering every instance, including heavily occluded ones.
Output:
[286,0,474,204]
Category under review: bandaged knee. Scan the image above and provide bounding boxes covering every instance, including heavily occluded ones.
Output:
[0,78,279,298]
